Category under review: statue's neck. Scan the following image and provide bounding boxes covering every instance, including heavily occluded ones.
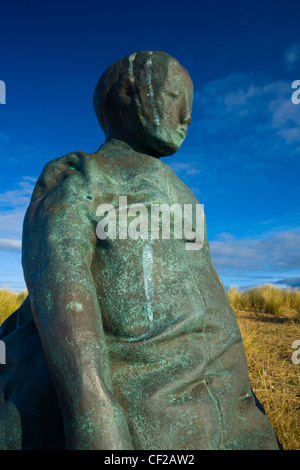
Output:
[96,138,160,168]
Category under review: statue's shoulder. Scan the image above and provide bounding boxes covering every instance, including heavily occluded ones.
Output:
[37,150,91,184]
[23,151,104,232]
[31,151,100,201]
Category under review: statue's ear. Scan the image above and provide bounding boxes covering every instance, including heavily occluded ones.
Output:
[117,76,134,108]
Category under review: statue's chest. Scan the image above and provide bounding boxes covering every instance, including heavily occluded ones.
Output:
[97,166,195,207]
[91,165,199,246]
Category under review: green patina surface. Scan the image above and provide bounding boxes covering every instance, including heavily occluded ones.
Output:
[0,51,280,450]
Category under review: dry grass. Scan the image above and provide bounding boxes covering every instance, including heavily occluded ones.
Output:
[229,285,300,450]
[0,289,27,325]
[228,284,300,318]
[235,309,300,450]
[0,287,299,450]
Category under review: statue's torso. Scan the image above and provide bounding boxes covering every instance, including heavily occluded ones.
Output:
[86,144,278,450]
[0,143,279,450]
[89,145,233,342]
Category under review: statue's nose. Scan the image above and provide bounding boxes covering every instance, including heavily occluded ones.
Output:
[183,115,192,126]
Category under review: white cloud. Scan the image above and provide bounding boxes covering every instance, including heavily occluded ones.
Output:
[284,43,300,71]
[195,74,300,145]
[169,161,201,176]
[223,84,261,109]
[0,177,36,252]
[0,211,25,240]
[275,277,300,288]
[188,72,300,199]
[0,178,35,210]
[210,230,300,272]
[0,239,21,252]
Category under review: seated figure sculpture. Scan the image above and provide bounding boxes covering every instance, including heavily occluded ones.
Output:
[0,51,280,450]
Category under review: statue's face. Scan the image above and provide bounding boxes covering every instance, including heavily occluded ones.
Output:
[136,58,193,156]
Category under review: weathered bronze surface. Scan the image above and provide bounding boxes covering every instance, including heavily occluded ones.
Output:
[0,51,280,449]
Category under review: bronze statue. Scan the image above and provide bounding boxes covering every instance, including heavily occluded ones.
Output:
[0,51,280,449]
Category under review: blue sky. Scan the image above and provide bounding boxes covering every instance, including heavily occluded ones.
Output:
[0,0,299,291]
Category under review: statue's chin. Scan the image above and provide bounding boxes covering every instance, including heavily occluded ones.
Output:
[154,136,186,157]
[140,133,185,157]
[145,141,179,158]
[123,126,186,157]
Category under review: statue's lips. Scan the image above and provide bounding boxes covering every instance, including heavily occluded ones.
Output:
[177,127,188,139]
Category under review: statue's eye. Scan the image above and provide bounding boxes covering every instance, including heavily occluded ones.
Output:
[167,91,179,99]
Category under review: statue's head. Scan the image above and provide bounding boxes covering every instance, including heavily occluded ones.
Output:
[93,50,193,157]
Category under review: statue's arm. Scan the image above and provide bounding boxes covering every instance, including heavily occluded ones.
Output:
[22,154,132,450]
